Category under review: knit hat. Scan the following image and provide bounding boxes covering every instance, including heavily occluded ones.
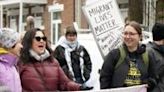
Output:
[152,23,164,41]
[0,28,20,48]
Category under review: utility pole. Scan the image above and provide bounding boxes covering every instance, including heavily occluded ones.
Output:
[75,0,81,28]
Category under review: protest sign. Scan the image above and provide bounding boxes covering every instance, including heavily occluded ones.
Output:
[85,0,98,5]
[82,0,124,58]
[75,84,147,92]
[100,84,147,92]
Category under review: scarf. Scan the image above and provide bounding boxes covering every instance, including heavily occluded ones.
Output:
[0,48,8,54]
[60,37,85,81]
[29,49,50,61]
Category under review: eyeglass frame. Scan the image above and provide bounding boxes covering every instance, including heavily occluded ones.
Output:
[123,31,139,36]
[34,36,47,42]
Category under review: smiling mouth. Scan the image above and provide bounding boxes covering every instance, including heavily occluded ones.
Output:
[38,45,44,48]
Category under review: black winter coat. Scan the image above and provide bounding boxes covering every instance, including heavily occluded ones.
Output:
[100,44,157,90]
[53,45,92,84]
[147,42,164,92]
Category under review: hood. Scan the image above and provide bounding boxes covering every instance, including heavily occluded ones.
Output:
[0,54,18,66]
[148,42,164,54]
[137,44,146,54]
[149,42,160,50]
[123,43,146,54]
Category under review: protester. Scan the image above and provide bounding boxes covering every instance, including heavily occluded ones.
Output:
[147,23,164,92]
[18,28,92,91]
[0,28,22,92]
[26,15,35,31]
[0,29,10,92]
[0,29,2,49]
[53,25,92,85]
[100,21,156,90]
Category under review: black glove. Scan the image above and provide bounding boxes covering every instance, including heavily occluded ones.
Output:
[148,78,157,87]
[143,78,157,91]
[80,84,93,90]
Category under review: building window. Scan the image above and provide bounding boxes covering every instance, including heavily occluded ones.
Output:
[119,3,128,9]
[53,12,61,20]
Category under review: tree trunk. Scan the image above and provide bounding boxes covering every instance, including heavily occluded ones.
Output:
[128,0,143,23]
[156,0,164,23]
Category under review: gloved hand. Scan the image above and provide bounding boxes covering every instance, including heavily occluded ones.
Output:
[80,84,93,90]
[143,78,157,91]
[147,78,157,87]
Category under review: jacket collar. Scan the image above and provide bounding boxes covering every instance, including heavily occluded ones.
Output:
[0,54,18,66]
[123,43,146,54]
[149,42,164,54]
[29,49,50,61]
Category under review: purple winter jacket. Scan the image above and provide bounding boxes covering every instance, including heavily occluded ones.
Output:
[0,53,22,92]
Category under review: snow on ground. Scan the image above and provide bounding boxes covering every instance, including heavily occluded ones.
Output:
[77,32,104,90]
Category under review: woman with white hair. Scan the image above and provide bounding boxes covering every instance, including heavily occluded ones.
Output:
[0,28,22,92]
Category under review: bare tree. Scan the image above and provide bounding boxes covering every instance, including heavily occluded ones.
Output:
[128,0,143,23]
[156,0,164,23]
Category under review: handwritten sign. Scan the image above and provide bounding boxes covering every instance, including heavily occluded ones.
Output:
[82,0,124,58]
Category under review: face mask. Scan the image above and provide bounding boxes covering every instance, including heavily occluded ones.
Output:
[158,45,164,54]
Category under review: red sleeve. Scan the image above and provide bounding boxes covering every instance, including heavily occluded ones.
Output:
[55,59,80,91]
[17,62,24,75]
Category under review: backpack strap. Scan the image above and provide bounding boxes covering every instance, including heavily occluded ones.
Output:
[142,51,149,70]
[115,47,149,70]
[115,47,126,69]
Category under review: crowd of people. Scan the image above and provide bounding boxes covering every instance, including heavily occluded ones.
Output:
[0,19,164,92]
[0,27,93,91]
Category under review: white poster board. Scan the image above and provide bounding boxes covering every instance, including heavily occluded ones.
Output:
[99,84,147,92]
[82,0,124,58]
[85,0,98,5]
[75,84,147,92]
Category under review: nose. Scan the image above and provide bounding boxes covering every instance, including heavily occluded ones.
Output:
[39,38,46,42]
[124,34,131,38]
[20,43,23,48]
[40,39,44,42]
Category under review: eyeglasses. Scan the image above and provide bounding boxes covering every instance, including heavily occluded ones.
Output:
[35,36,47,42]
[123,32,138,36]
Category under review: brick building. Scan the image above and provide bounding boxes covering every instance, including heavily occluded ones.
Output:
[0,0,88,45]
[0,0,163,45]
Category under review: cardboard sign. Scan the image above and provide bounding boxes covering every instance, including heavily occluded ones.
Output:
[82,0,124,58]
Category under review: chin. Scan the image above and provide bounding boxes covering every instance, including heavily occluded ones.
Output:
[39,51,45,54]
[125,44,133,47]
[17,54,20,57]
